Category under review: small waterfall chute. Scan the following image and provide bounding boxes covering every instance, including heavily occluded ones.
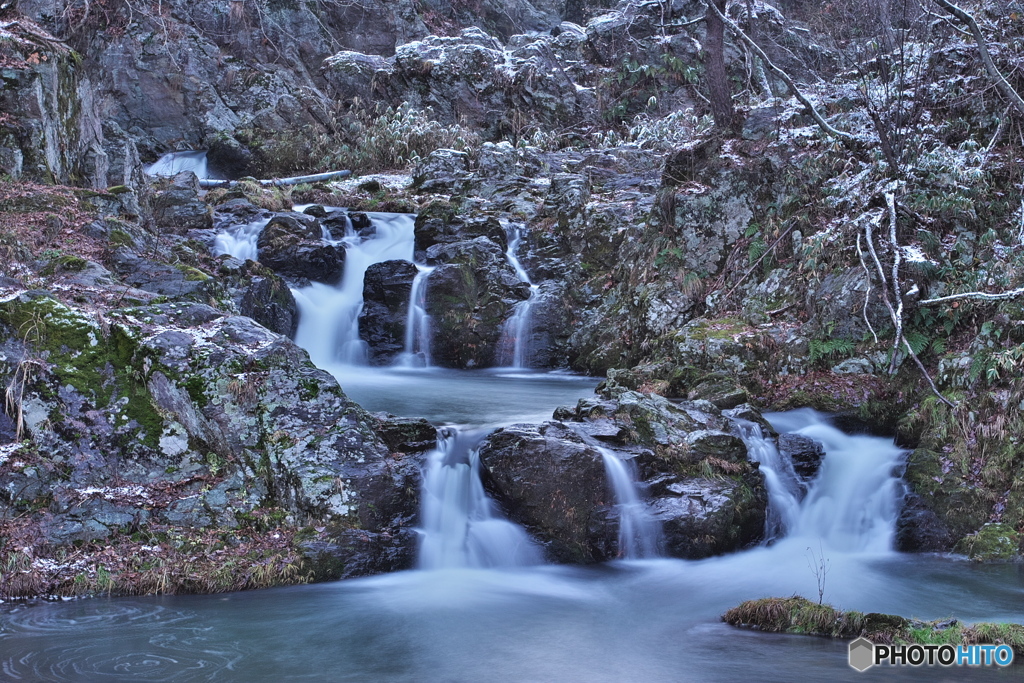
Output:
[292,212,416,367]
[497,223,538,368]
[396,265,434,368]
[418,429,542,570]
[146,150,217,179]
[212,215,271,261]
[729,418,802,541]
[595,445,662,559]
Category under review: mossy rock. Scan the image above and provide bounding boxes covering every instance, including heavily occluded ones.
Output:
[39,254,88,277]
[955,523,1022,562]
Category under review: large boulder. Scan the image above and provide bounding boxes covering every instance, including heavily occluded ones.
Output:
[256,213,344,283]
[359,260,420,365]
[424,237,530,368]
[481,383,770,563]
[478,422,614,563]
[0,294,421,584]
[152,171,213,233]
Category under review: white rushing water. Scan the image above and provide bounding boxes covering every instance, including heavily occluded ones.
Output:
[596,446,662,559]
[497,223,539,368]
[397,265,434,368]
[419,429,542,570]
[292,212,416,367]
[212,215,272,261]
[731,418,802,541]
[146,150,215,179]
[767,409,906,553]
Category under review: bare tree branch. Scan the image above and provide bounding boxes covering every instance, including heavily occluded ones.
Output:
[703,0,856,144]
[932,0,1024,117]
[920,285,1024,306]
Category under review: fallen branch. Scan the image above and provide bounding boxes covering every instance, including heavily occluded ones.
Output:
[199,170,352,189]
[933,0,1024,118]
[703,0,856,145]
[855,233,879,344]
[920,285,1024,306]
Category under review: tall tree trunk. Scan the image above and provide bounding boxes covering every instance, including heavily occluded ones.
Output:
[706,0,736,132]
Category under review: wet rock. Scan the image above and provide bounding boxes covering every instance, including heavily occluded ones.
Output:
[373,414,437,453]
[300,527,418,580]
[650,475,767,559]
[412,148,472,194]
[424,238,530,369]
[778,433,826,482]
[239,273,300,338]
[256,214,344,283]
[359,260,419,365]
[478,422,613,563]
[152,171,213,233]
[895,494,956,553]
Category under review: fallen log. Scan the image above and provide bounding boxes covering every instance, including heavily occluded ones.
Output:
[199,170,352,188]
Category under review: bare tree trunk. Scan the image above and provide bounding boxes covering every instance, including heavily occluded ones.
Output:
[874,0,897,53]
[706,0,736,132]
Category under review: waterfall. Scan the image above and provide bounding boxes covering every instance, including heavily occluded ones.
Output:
[595,446,662,559]
[730,419,802,541]
[146,150,216,179]
[292,213,416,367]
[497,224,538,368]
[397,266,434,368]
[212,216,271,261]
[772,411,905,553]
[418,429,542,570]
[735,409,906,553]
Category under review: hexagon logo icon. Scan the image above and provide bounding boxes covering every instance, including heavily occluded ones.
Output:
[849,637,875,672]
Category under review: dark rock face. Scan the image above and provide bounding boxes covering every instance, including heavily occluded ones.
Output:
[478,422,613,563]
[111,250,208,298]
[256,214,344,283]
[152,172,213,233]
[359,260,419,365]
[895,494,957,553]
[240,273,300,338]
[424,237,530,369]
[479,379,769,563]
[779,433,826,482]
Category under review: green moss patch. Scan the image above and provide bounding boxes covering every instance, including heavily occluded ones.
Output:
[723,597,1024,656]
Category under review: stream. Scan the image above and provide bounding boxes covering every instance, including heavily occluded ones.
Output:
[2,194,1022,681]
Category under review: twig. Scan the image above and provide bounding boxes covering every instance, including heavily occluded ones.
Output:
[721,223,797,303]
[886,192,902,374]
[863,203,957,408]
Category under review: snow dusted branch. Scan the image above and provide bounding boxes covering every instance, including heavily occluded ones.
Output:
[863,197,957,408]
[933,0,1024,118]
[920,286,1024,306]
[703,0,856,144]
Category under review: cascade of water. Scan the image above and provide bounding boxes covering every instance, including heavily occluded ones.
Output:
[396,265,434,368]
[292,213,416,367]
[729,418,802,541]
[774,411,905,553]
[418,429,542,570]
[497,224,539,368]
[595,446,662,559]
[146,150,215,179]
[212,216,272,261]
[750,409,906,553]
